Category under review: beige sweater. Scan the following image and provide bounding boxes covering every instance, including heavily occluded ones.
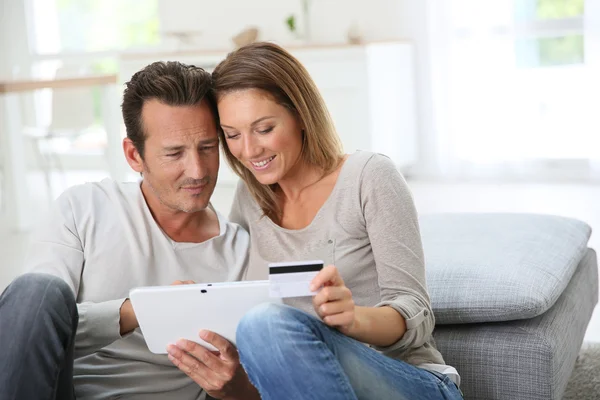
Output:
[230,151,446,366]
[26,179,249,400]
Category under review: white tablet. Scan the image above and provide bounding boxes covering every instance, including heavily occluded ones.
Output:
[129,280,281,353]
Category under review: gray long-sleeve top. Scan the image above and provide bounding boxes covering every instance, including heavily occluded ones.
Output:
[25,179,249,399]
[230,151,447,366]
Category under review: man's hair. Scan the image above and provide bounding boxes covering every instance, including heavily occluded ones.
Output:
[121,61,216,159]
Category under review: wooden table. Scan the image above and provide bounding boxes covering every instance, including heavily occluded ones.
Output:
[0,74,125,231]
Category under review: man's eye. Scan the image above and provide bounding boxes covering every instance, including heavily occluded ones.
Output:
[200,146,217,152]
[166,152,181,157]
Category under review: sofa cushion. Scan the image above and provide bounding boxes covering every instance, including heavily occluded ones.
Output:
[433,249,598,400]
[420,213,591,324]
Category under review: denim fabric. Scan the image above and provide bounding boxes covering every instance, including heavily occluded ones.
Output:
[0,273,78,400]
[237,303,463,400]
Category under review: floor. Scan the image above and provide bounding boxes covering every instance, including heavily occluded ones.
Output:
[1,170,599,342]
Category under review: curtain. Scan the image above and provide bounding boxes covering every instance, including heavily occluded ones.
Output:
[424,0,600,181]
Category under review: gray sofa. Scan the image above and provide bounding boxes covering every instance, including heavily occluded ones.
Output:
[420,213,598,400]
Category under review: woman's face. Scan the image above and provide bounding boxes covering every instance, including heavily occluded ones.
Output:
[217,88,304,186]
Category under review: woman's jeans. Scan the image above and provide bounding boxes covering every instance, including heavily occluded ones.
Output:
[236,303,463,400]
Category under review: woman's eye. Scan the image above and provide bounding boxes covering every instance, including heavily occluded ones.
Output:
[258,127,274,134]
[225,133,240,140]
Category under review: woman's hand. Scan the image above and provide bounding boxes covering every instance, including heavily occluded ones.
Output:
[312,266,408,346]
[310,265,356,335]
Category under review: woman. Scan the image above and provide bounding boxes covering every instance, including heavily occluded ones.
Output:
[211,42,462,400]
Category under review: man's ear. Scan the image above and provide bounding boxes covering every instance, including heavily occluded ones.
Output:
[123,138,144,174]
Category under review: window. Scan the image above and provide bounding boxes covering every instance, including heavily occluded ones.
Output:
[442,0,595,169]
[27,0,159,156]
[515,0,584,67]
[32,0,159,55]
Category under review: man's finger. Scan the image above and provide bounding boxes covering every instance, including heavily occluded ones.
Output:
[310,265,342,291]
[171,280,195,285]
[167,344,216,386]
[199,330,238,361]
[176,337,236,377]
[176,339,226,370]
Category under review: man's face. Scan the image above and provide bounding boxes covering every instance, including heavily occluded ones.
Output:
[139,99,219,214]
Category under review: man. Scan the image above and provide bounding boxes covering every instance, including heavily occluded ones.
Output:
[0,61,258,400]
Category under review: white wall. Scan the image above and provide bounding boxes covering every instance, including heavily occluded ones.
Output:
[395,0,440,177]
[158,0,404,48]
[158,0,435,172]
[2,0,436,176]
[0,0,31,78]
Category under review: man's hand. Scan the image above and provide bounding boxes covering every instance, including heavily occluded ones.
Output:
[171,280,195,285]
[119,299,139,335]
[120,280,196,336]
[167,330,259,400]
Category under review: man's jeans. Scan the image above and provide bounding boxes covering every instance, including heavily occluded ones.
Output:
[236,303,463,400]
[0,273,78,400]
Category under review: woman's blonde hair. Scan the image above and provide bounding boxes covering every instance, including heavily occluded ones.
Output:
[212,42,344,221]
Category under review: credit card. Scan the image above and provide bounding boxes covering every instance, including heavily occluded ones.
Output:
[268,260,324,298]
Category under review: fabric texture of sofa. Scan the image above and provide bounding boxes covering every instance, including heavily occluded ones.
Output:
[420,213,598,400]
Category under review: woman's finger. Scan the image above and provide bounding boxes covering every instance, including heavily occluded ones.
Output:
[310,265,343,291]
[313,285,352,308]
[317,299,355,318]
[323,311,355,328]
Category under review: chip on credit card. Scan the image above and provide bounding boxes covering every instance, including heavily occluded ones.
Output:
[268,260,324,298]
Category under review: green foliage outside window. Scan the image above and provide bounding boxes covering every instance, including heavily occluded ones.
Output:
[55,0,159,122]
[516,0,584,67]
[56,0,159,52]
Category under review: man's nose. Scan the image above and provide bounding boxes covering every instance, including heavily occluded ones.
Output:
[186,151,206,180]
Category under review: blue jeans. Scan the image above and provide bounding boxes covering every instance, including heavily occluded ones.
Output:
[236,303,463,400]
[0,273,78,400]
